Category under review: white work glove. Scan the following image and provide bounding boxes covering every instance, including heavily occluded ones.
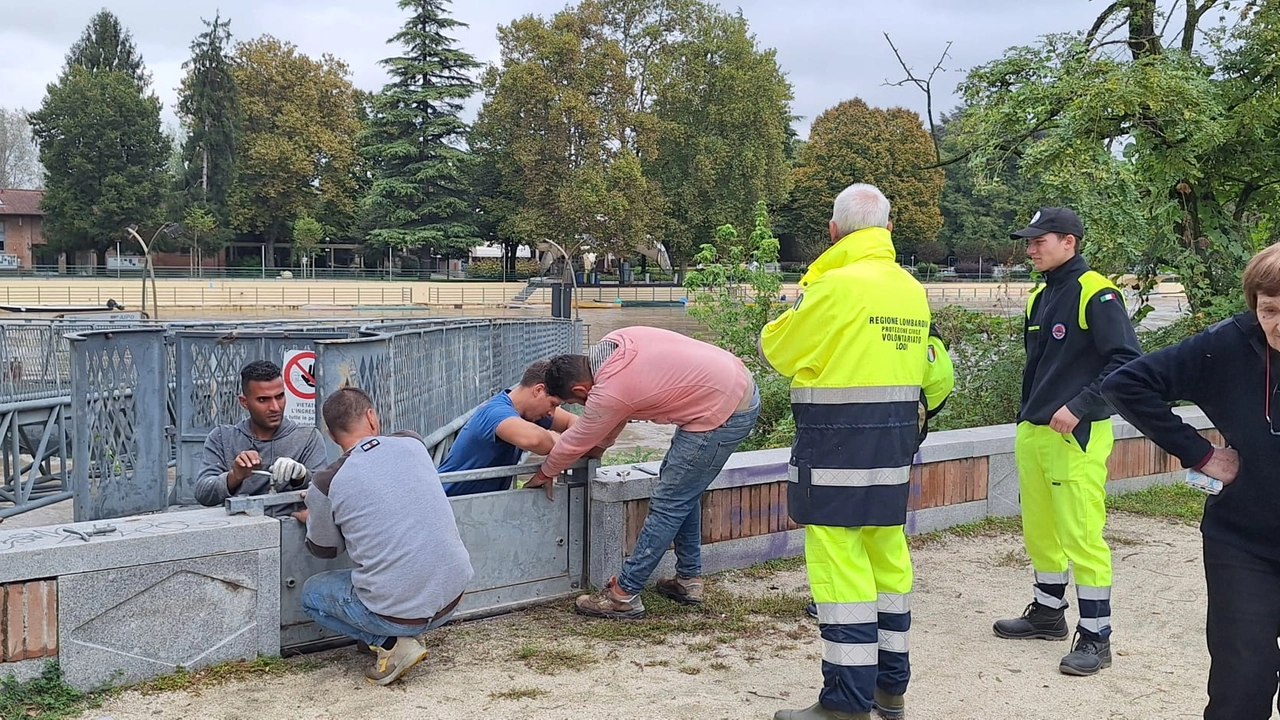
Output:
[269,457,308,491]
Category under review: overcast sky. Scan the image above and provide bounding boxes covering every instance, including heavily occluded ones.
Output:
[0,0,1109,138]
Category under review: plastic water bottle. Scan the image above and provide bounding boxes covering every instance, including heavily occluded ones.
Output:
[1186,468,1224,496]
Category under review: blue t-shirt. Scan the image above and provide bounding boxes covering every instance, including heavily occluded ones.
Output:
[439,390,553,496]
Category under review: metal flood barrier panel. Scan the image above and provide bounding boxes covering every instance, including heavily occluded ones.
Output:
[67,328,170,521]
[260,460,592,652]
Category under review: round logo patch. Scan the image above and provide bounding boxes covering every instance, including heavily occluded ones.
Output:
[1051,323,1067,340]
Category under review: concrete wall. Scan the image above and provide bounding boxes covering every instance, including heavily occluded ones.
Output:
[0,508,280,690]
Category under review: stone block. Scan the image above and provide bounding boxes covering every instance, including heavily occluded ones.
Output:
[0,507,279,584]
[906,500,989,536]
[986,453,1021,517]
[646,529,805,584]
[58,549,279,691]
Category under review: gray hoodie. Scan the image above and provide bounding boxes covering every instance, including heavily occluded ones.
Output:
[195,417,329,517]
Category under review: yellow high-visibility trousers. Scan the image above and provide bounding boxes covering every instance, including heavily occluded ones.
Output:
[805,524,912,713]
[1014,420,1113,637]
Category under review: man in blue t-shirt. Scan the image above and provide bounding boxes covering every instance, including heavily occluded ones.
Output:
[439,360,578,496]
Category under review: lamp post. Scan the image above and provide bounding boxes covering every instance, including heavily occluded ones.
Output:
[542,239,590,322]
[125,222,181,320]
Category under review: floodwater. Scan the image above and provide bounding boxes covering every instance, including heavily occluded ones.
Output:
[162,293,1188,344]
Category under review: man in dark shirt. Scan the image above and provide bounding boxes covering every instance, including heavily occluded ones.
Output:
[991,207,1142,677]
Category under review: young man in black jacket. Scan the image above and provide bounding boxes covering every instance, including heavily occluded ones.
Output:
[1102,244,1280,719]
[992,207,1142,676]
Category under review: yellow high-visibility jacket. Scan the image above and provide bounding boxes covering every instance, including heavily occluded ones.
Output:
[760,226,952,527]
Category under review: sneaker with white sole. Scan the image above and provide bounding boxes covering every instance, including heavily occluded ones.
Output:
[364,636,428,686]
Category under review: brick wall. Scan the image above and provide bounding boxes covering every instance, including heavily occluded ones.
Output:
[1,579,58,662]
[0,216,44,268]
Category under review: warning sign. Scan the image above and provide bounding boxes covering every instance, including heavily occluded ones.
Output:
[282,349,316,425]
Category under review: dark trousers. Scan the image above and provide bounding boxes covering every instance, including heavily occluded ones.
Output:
[1203,537,1280,720]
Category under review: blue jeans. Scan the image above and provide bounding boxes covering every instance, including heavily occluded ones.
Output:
[300,569,455,648]
[617,386,761,594]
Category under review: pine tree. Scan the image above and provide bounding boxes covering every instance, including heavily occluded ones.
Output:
[360,0,482,253]
[176,13,240,227]
[64,10,151,90]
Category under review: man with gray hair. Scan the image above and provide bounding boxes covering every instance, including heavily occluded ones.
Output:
[761,183,952,720]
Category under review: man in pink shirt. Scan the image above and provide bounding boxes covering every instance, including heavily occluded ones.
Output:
[526,326,760,619]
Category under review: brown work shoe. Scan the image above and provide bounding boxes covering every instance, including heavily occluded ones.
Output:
[364,636,428,686]
[873,687,905,718]
[655,576,704,604]
[574,576,646,619]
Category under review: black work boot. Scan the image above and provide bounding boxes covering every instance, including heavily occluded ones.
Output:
[992,601,1069,640]
[872,688,905,718]
[1059,630,1112,676]
[774,703,871,720]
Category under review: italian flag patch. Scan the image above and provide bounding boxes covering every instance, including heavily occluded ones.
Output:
[1100,292,1117,303]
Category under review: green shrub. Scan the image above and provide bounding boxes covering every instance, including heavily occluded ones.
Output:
[466,258,542,279]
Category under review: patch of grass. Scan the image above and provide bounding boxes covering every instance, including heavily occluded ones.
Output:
[489,687,548,701]
[511,644,594,675]
[0,662,100,720]
[1107,484,1205,525]
[909,515,1022,549]
[601,446,662,466]
[685,640,716,653]
[133,656,292,695]
[733,555,806,580]
[570,585,810,645]
[709,661,731,671]
[678,665,702,675]
[991,549,1030,569]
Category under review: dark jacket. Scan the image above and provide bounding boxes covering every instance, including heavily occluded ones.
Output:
[1020,254,1142,430]
[1102,312,1280,561]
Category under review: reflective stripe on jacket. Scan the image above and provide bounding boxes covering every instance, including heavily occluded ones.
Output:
[760,226,945,527]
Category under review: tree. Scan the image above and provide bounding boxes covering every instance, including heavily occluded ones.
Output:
[65,10,151,91]
[935,107,1035,262]
[683,201,787,448]
[952,0,1278,314]
[28,67,169,264]
[471,7,663,261]
[181,205,217,275]
[646,8,794,265]
[0,108,41,189]
[176,13,240,226]
[291,214,324,272]
[789,99,944,260]
[229,36,362,267]
[360,0,482,255]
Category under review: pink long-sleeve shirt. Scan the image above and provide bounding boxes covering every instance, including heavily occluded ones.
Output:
[541,326,752,477]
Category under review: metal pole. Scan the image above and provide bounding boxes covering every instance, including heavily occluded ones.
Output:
[261,245,265,279]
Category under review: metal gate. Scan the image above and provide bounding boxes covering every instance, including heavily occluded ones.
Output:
[171,330,346,506]
[68,328,169,521]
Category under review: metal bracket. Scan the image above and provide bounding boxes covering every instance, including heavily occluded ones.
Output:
[224,489,306,516]
[61,523,118,542]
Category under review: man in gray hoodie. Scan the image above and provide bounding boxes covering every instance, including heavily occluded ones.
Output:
[194,359,328,516]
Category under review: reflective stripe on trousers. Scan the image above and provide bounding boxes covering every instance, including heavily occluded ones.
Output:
[806,524,913,714]
[1015,420,1115,638]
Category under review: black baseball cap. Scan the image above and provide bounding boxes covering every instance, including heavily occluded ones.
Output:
[1010,207,1085,240]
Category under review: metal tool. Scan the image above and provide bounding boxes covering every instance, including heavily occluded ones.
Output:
[225,489,307,517]
[60,523,118,542]
[630,464,659,476]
